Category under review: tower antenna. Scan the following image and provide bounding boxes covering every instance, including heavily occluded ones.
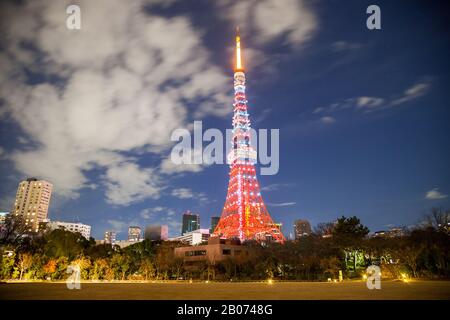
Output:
[235,27,243,71]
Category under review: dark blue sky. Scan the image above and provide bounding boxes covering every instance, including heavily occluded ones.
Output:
[0,0,449,239]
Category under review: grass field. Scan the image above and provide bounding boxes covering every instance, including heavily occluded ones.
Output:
[1,280,449,300]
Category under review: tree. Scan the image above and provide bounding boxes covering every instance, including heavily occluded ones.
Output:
[90,258,109,280]
[332,216,370,248]
[18,252,33,280]
[395,244,424,278]
[220,258,237,280]
[171,257,185,280]
[139,258,155,280]
[154,242,177,279]
[43,229,87,259]
[320,256,341,280]
[72,255,92,280]
[43,258,58,279]
[314,222,336,237]
[111,253,130,280]
[86,243,114,260]
[0,251,16,279]
[423,207,450,232]
[0,214,28,246]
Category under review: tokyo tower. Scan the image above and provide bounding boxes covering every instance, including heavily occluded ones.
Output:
[212,29,285,243]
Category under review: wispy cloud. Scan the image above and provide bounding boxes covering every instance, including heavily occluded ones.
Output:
[390,82,431,106]
[332,41,362,52]
[171,187,208,202]
[425,188,448,200]
[261,183,294,192]
[267,202,296,207]
[356,97,385,109]
[313,79,432,117]
[140,206,176,219]
[320,116,336,124]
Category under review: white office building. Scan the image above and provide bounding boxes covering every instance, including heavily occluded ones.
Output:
[49,221,91,239]
[171,228,210,245]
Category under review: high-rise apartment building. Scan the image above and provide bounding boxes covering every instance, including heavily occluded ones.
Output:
[181,212,200,235]
[12,178,53,232]
[104,230,117,245]
[128,226,141,242]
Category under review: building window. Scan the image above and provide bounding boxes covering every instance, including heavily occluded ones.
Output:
[185,250,207,257]
[222,249,231,255]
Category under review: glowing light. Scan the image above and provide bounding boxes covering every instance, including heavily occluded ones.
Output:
[362,274,367,280]
[236,29,243,70]
[401,273,409,282]
[267,279,273,285]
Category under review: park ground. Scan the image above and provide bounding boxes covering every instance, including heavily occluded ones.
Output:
[0,280,449,300]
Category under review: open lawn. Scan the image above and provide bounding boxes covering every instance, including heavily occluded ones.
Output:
[1,280,449,300]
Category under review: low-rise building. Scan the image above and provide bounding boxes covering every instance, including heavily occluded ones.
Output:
[49,220,91,239]
[174,237,248,268]
[171,228,210,245]
[372,227,405,238]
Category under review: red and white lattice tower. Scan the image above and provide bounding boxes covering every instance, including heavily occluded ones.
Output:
[212,29,285,243]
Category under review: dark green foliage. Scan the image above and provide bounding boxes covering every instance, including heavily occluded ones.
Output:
[42,229,88,260]
[0,212,449,280]
[332,216,370,248]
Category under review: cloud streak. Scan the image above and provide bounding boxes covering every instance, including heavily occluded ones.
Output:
[267,202,296,207]
[313,79,432,117]
[425,188,448,200]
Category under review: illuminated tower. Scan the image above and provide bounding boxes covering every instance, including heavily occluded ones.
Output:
[213,30,285,243]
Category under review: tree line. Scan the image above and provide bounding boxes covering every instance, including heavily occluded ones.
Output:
[0,208,449,281]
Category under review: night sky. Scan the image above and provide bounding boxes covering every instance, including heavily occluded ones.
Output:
[0,0,449,239]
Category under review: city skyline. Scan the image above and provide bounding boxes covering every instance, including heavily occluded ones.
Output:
[0,0,449,240]
[0,175,439,241]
